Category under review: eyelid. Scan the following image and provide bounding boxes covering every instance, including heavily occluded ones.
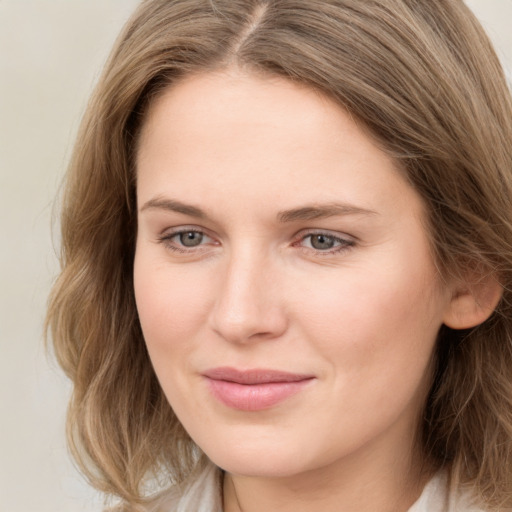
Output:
[294,228,356,243]
[157,225,218,252]
[292,228,356,254]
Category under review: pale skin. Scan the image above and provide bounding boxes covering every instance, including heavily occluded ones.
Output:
[134,69,501,512]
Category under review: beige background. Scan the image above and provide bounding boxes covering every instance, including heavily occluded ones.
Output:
[0,1,510,511]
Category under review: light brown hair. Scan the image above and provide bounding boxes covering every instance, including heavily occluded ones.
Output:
[47,0,512,509]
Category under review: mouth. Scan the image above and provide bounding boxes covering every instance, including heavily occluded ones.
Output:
[202,367,315,411]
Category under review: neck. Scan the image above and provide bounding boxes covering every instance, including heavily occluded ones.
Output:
[223,435,431,512]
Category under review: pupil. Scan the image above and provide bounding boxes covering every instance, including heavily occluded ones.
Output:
[180,232,203,247]
[311,234,334,250]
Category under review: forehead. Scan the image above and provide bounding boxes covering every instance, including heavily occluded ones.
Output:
[136,69,423,224]
[138,69,344,156]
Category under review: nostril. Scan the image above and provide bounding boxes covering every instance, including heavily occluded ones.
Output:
[208,256,288,343]
[209,294,287,344]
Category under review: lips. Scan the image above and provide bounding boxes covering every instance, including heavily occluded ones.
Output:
[202,367,315,411]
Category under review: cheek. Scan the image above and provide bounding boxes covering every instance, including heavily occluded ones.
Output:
[292,251,445,384]
[133,251,216,413]
[133,250,213,353]
[289,266,442,447]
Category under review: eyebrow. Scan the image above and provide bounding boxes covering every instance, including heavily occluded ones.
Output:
[277,203,378,222]
[140,197,377,222]
[140,197,206,218]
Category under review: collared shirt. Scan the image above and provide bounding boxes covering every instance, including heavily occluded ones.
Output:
[147,462,485,512]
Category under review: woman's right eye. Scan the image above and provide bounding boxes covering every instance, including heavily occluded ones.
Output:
[175,231,204,247]
[158,228,215,253]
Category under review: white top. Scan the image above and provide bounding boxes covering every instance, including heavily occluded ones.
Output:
[147,462,485,512]
[407,472,484,512]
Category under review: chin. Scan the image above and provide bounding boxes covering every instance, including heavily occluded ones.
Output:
[201,436,315,478]
[214,457,307,479]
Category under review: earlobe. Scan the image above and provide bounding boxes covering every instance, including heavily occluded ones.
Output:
[443,274,503,330]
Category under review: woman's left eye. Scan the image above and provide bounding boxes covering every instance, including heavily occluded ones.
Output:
[297,232,354,253]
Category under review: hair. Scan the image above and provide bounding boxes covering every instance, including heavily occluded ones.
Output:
[47,0,512,509]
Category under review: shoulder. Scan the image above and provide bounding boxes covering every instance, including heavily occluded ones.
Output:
[408,472,487,512]
[145,462,223,512]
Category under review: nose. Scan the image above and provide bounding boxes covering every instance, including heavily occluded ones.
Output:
[209,249,288,344]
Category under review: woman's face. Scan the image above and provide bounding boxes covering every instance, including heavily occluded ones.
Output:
[134,70,454,478]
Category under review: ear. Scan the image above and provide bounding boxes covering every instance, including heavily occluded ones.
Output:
[443,272,503,330]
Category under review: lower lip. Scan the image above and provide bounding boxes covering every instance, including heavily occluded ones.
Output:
[205,378,313,411]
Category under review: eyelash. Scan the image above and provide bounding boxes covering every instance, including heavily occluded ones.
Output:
[293,230,355,255]
[157,228,214,254]
[157,228,355,256]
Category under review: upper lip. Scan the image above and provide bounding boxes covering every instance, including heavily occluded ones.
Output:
[202,367,315,385]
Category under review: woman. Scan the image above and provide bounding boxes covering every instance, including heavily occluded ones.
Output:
[47,0,512,510]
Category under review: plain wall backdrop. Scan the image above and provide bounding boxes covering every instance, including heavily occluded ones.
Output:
[0,1,510,511]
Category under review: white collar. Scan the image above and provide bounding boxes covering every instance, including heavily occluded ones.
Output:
[150,462,484,512]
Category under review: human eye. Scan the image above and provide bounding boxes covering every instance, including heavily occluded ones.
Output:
[157,227,216,253]
[294,230,355,255]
